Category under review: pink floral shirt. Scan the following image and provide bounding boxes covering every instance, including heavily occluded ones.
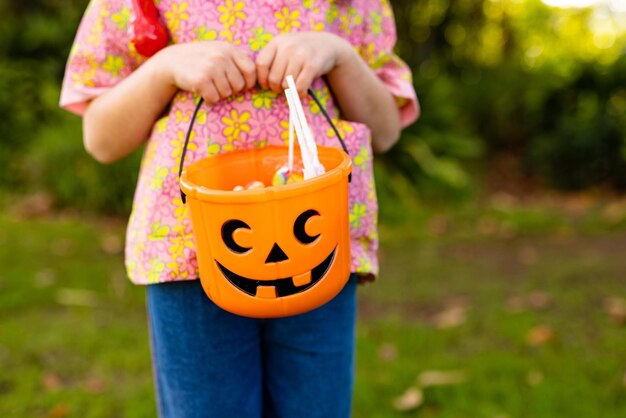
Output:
[61,0,419,285]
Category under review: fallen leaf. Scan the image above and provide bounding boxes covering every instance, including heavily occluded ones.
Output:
[14,191,54,219]
[418,370,466,387]
[392,386,423,412]
[35,269,57,288]
[101,234,123,255]
[603,297,626,324]
[46,404,69,418]
[427,215,448,236]
[377,343,397,363]
[525,325,554,346]
[517,246,538,265]
[84,377,106,394]
[432,306,466,329]
[42,372,62,391]
[528,291,551,310]
[506,295,526,313]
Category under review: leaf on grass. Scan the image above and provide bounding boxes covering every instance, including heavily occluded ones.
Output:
[84,377,106,394]
[35,268,57,288]
[525,325,554,346]
[418,370,466,387]
[603,297,626,324]
[377,342,398,363]
[526,370,544,386]
[527,291,552,310]
[46,403,70,418]
[42,372,62,391]
[392,386,423,412]
[101,234,123,255]
[14,191,54,219]
[432,306,466,329]
[517,245,539,265]
[506,296,526,313]
[56,288,100,307]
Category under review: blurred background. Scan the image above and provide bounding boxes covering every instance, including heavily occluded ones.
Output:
[1,0,626,416]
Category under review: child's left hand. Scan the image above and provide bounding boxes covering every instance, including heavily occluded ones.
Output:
[256,32,352,96]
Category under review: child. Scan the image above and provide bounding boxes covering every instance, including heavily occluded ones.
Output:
[61,0,418,416]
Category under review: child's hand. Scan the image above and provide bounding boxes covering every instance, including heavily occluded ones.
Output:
[158,41,257,104]
[256,32,352,95]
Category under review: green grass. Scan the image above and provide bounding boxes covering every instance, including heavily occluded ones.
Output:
[1,197,626,417]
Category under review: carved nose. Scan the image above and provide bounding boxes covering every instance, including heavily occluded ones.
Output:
[265,243,289,263]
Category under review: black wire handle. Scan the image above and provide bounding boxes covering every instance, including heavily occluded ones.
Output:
[179,89,350,203]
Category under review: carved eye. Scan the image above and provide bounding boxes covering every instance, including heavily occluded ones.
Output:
[293,209,320,244]
[222,220,252,253]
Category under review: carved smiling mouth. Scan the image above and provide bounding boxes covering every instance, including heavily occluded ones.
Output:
[216,248,336,298]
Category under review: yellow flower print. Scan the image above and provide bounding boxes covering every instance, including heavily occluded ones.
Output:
[309,18,324,32]
[370,11,383,36]
[357,256,372,272]
[326,4,339,25]
[166,261,191,280]
[171,130,197,160]
[168,236,193,258]
[207,141,221,156]
[147,258,165,283]
[175,109,190,124]
[151,166,169,190]
[111,6,131,30]
[249,27,273,52]
[275,7,301,33]
[165,2,189,32]
[219,28,242,45]
[102,54,125,77]
[327,120,354,140]
[155,116,169,134]
[350,203,367,228]
[222,109,251,141]
[72,67,96,88]
[252,90,277,109]
[309,89,330,114]
[150,222,170,239]
[353,146,369,168]
[303,0,314,8]
[218,0,246,28]
[197,26,218,41]
[279,119,290,144]
[172,197,188,219]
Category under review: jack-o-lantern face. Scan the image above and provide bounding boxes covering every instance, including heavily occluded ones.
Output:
[182,145,352,318]
[213,207,339,300]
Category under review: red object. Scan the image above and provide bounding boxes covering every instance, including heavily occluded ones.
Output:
[130,0,169,57]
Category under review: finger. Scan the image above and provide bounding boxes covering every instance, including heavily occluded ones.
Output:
[282,60,304,91]
[198,80,220,105]
[255,43,277,90]
[295,65,317,96]
[212,70,233,99]
[266,52,289,93]
[225,59,246,94]
[233,51,257,90]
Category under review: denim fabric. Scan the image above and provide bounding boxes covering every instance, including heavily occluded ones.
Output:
[146,276,357,418]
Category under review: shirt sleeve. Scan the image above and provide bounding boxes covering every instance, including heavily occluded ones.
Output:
[60,0,142,115]
[358,0,419,128]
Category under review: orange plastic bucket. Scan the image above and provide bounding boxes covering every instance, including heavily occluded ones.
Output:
[180,145,352,318]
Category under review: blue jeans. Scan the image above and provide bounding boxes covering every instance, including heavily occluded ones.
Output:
[146,275,357,418]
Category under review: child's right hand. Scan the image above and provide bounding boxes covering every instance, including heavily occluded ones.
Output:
[156,41,257,104]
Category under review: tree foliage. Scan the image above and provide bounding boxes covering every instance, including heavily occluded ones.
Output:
[1,0,625,214]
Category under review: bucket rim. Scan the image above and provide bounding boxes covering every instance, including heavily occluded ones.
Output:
[180,145,352,203]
